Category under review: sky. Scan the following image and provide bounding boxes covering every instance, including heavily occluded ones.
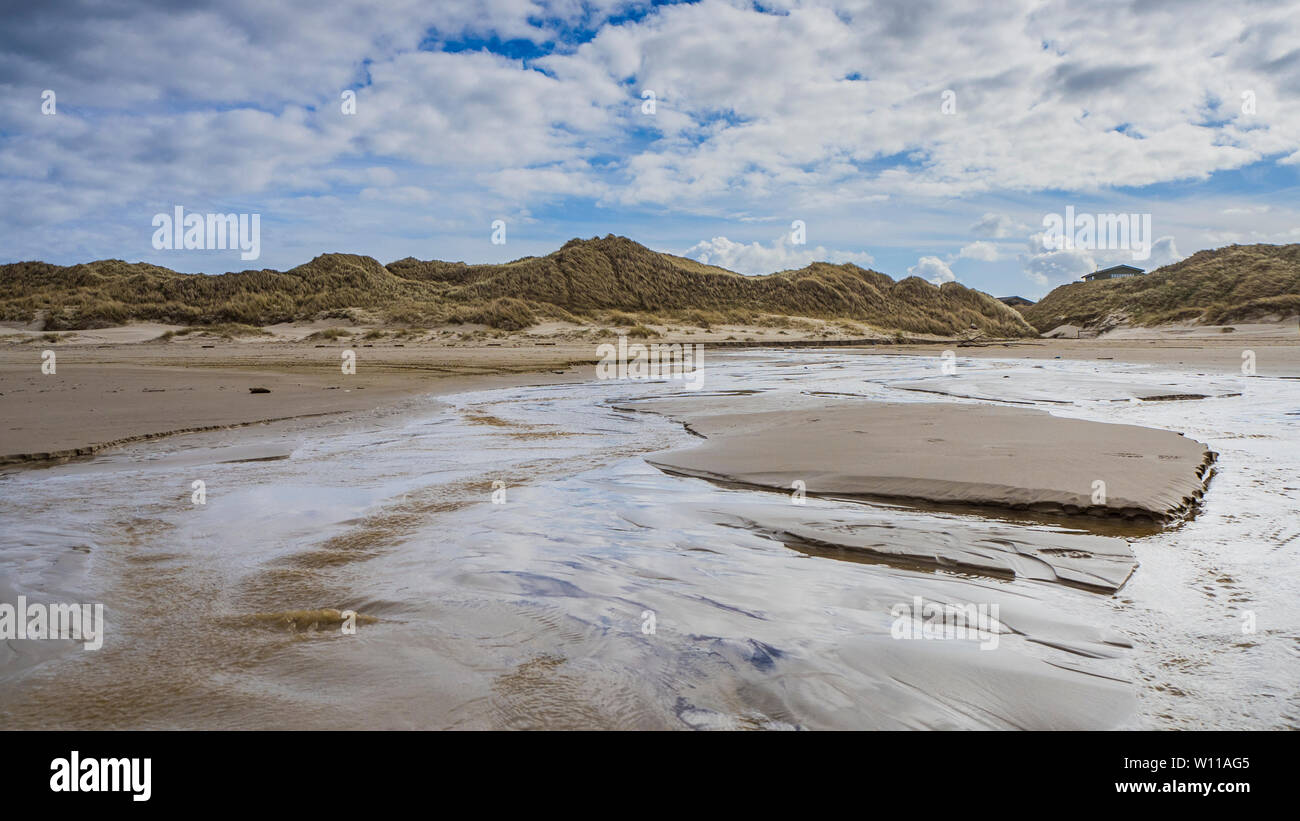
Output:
[2,0,1299,299]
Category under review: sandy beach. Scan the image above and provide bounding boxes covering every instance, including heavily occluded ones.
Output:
[2,326,1298,730]
[3,320,1296,465]
[0,338,595,464]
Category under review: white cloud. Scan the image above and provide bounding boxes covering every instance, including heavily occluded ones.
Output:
[908,256,955,284]
[1021,249,1094,287]
[687,234,873,275]
[958,240,1002,261]
[970,213,1027,239]
[1019,235,1184,288]
[1145,236,1184,270]
[1,0,1297,277]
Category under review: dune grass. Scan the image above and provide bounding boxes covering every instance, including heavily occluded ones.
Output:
[1023,244,1300,332]
[304,327,352,341]
[1,235,1036,337]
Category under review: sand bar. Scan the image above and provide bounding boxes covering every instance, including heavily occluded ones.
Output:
[628,397,1215,522]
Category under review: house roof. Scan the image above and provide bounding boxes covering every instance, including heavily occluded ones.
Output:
[1092,264,1144,275]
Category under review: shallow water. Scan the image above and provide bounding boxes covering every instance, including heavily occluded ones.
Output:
[1,351,1296,729]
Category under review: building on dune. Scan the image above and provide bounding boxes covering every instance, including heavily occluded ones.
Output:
[1082,264,1144,282]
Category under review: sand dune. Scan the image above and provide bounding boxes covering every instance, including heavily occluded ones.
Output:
[0,235,1034,337]
[1023,243,1300,333]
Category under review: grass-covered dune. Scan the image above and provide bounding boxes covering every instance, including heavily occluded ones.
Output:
[1023,244,1300,334]
[1,234,1035,337]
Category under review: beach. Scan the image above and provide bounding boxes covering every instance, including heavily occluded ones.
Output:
[0,338,594,464]
[1,332,1298,729]
[3,321,1297,464]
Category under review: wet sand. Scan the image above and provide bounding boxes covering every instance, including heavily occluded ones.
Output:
[710,500,1140,591]
[886,336,1300,376]
[638,400,1213,517]
[617,394,1213,590]
[0,342,597,465]
[624,387,1215,513]
[3,330,1296,466]
[1,346,1298,729]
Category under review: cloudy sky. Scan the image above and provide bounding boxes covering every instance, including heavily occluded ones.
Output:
[3,0,1298,298]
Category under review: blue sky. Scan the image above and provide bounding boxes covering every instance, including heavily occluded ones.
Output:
[2,0,1298,299]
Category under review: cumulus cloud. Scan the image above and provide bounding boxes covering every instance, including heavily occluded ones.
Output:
[0,0,1296,273]
[1021,249,1095,287]
[970,213,1027,239]
[1019,235,1184,287]
[958,241,1002,261]
[1144,236,1184,270]
[908,256,955,284]
[687,234,873,275]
